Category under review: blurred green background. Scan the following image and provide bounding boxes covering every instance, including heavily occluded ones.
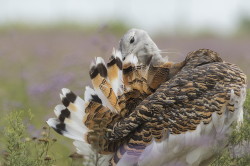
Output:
[0,0,250,165]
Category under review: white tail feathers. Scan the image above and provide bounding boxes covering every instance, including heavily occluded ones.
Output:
[47,118,85,141]
[54,104,66,117]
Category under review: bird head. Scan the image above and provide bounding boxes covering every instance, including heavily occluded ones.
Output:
[119,28,162,65]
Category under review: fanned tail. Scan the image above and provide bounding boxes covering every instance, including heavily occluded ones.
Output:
[47,50,128,161]
[47,49,171,165]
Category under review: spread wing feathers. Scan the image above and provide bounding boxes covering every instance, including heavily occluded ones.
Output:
[47,49,171,159]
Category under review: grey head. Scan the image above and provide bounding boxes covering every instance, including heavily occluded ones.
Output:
[119,28,164,65]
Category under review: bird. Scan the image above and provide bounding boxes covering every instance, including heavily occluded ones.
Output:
[47,29,247,166]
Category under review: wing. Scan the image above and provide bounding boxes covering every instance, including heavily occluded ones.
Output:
[106,49,247,165]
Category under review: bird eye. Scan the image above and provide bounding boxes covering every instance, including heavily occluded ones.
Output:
[130,37,135,44]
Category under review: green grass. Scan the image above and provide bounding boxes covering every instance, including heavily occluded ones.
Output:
[1,110,55,166]
[0,110,84,166]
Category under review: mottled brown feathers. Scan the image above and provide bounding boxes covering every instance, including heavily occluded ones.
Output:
[47,47,246,166]
[105,49,247,165]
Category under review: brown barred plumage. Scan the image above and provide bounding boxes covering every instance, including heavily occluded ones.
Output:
[47,29,247,166]
[106,49,246,165]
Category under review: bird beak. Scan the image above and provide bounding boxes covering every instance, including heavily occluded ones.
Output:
[118,49,126,61]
